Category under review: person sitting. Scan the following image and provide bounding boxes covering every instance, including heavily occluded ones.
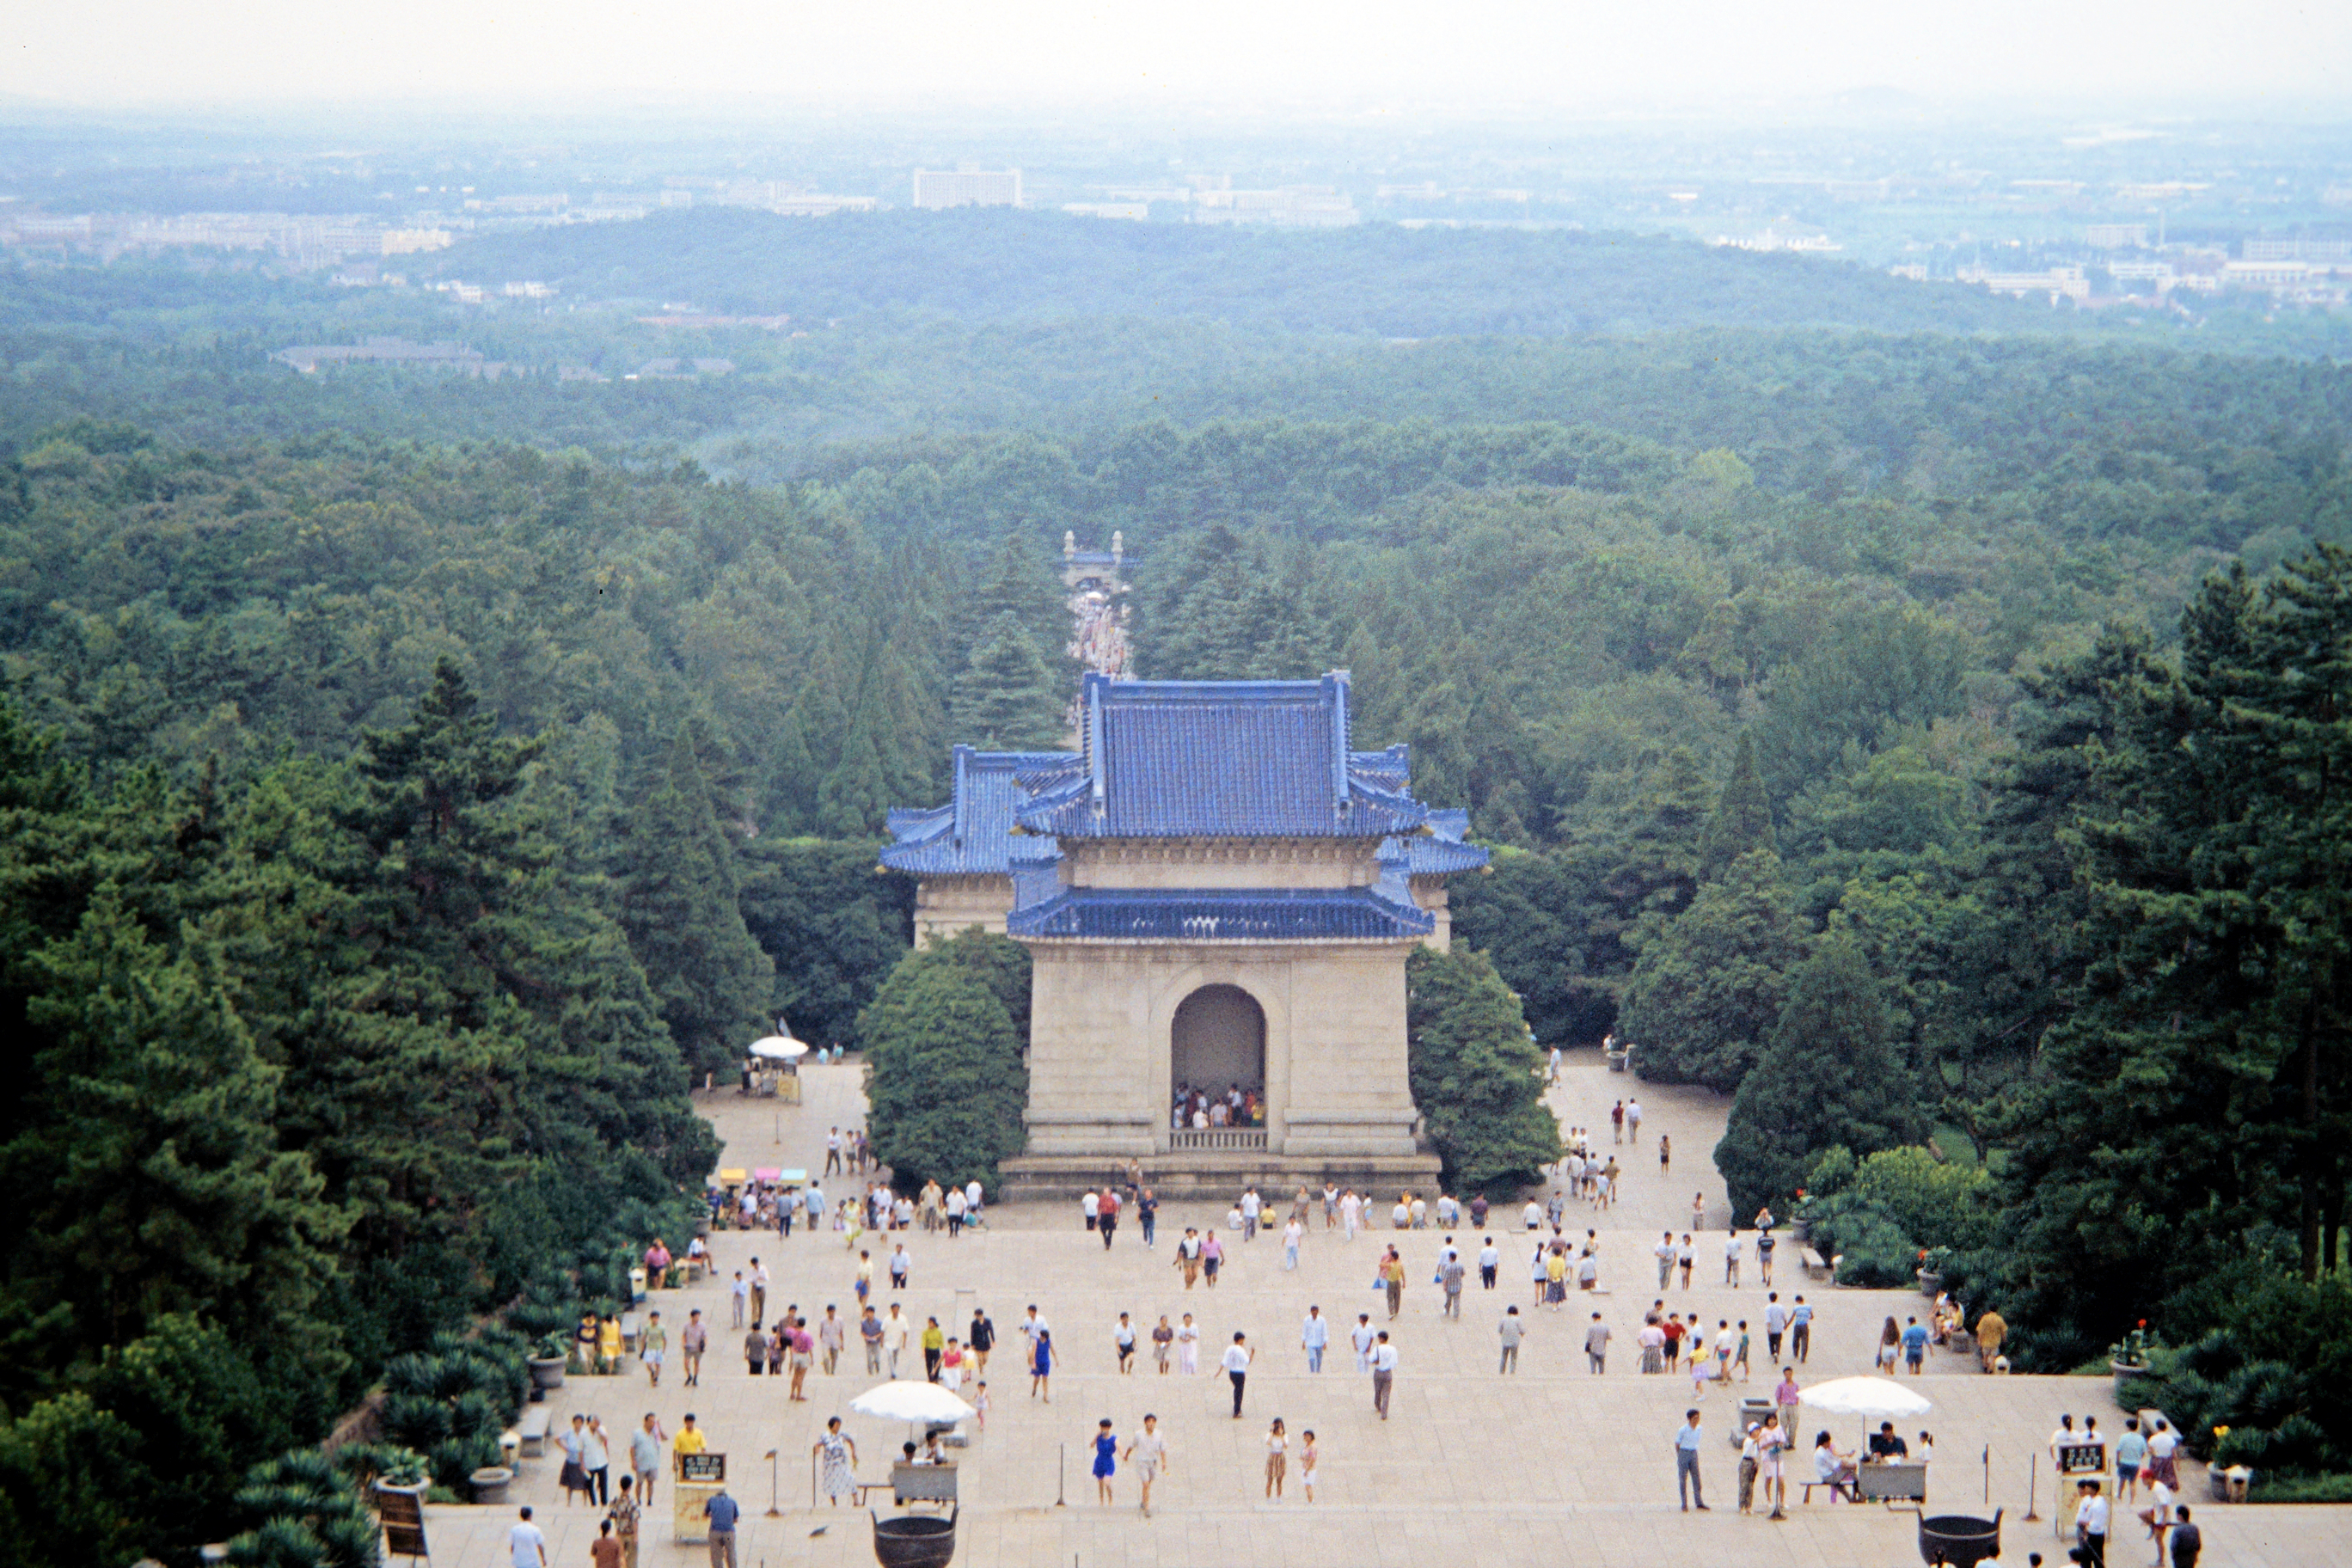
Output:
[1867,1423,1909,1461]
[1812,1433,1859,1498]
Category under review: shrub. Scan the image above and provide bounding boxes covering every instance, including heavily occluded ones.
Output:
[1830,1211,1917,1288]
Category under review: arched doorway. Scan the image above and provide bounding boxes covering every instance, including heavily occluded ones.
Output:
[1170,984,1265,1116]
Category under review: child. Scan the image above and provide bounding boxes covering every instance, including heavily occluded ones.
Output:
[1299,1429,1318,1502]
[972,1381,989,1431]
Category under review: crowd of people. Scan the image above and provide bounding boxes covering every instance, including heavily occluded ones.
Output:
[1172,1081,1264,1130]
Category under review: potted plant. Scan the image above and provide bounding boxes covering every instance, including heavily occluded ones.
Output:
[469,1465,515,1505]
[1916,1247,1946,1296]
[2109,1321,2152,1397]
[529,1333,568,1394]
[1790,1190,1813,1246]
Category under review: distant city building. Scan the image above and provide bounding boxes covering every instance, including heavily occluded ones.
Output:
[1062,202,1150,222]
[1958,264,2090,303]
[912,167,1023,210]
[1191,186,1359,228]
[272,337,524,379]
[2244,238,2352,263]
[1712,227,1841,254]
[381,228,453,255]
[2086,223,2149,249]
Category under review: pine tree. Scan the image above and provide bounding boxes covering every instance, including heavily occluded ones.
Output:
[616,729,776,1073]
[1713,932,1920,1218]
[859,934,1030,1193]
[950,610,1065,749]
[1406,945,1562,1192]
[1618,848,1802,1090]
[1699,732,1775,880]
[816,697,891,837]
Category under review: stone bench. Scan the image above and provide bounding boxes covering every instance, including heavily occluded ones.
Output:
[516,1406,554,1459]
[1855,1462,1928,1503]
[1800,1246,1833,1281]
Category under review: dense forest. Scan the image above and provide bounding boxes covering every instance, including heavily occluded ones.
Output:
[3,199,2351,1557]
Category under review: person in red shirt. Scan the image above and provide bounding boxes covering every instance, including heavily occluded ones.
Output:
[589,1518,622,1568]
[1098,1188,1121,1250]
[1663,1314,1687,1369]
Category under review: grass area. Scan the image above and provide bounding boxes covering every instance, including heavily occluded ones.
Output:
[2250,1473,2352,1503]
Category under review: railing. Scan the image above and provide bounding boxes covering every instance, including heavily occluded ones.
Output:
[1167,1128,1268,1153]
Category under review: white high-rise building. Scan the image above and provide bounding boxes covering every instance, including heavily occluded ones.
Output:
[912,168,1023,210]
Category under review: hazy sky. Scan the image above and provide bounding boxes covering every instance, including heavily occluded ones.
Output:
[4,0,2347,112]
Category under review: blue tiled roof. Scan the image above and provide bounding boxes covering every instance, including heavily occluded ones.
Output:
[1016,673,1434,840]
[1377,807,1490,878]
[1007,886,1434,942]
[879,746,1079,876]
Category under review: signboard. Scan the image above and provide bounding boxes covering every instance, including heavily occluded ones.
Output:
[672,1478,722,1545]
[2058,1442,2107,1475]
[376,1486,428,1562]
[677,1449,726,1482]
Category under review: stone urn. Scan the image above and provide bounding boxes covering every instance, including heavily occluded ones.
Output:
[529,1355,567,1392]
[1918,1269,1943,1297]
[1790,1216,1812,1246]
[469,1466,514,1505]
[2110,1359,2147,1400]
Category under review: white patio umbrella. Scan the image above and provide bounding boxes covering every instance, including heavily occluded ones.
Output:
[848,1381,975,1425]
[748,1035,807,1061]
[848,1380,977,1448]
[1799,1375,1934,1462]
[1799,1375,1935,1421]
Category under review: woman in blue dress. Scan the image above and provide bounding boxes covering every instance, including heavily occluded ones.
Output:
[1091,1418,1118,1504]
[1030,1328,1054,1403]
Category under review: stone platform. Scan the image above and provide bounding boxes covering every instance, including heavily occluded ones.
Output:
[998,1148,1443,1203]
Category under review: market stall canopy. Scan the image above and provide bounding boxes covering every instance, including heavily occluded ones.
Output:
[715,1168,748,1185]
[749,1035,808,1060]
[1798,1376,1934,1420]
[848,1381,976,1425]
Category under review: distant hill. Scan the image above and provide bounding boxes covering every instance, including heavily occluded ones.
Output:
[435,207,2058,339]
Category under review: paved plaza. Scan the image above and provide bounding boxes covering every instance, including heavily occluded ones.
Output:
[413,1056,2344,1567]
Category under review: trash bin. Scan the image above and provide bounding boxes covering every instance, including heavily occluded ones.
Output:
[629,1266,647,1303]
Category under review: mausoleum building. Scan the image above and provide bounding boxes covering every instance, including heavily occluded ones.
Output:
[882,671,1488,1197]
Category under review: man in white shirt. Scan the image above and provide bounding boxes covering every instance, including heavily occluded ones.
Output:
[1478,1238,1501,1289]
[508,1506,548,1568]
[750,1259,769,1326]
[1020,1306,1050,1349]
[882,1304,910,1376]
[1656,1232,1678,1289]
[1522,1199,1545,1229]
[1724,1232,1743,1287]
[965,1179,984,1223]
[1240,1188,1261,1240]
[1302,1306,1330,1372]
[1626,1099,1644,1143]
[1351,1313,1378,1372]
[1221,1332,1253,1417]
[1673,1410,1707,1510]
[1585,1312,1611,1374]
[2073,1480,2110,1567]
[1371,1332,1399,1419]
[1124,1414,1170,1517]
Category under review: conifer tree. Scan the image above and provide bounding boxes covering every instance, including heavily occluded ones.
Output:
[1406,945,1562,1191]
[1619,848,1802,1090]
[950,610,1065,750]
[1713,932,1920,1217]
[1699,731,1775,879]
[616,729,775,1072]
[859,932,1030,1192]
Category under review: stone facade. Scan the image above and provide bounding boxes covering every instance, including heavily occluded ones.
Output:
[884,672,1485,1200]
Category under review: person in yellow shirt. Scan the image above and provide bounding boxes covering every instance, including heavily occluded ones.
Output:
[599,1314,623,1374]
[673,1415,708,1455]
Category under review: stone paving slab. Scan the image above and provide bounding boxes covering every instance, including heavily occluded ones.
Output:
[407,1057,2349,1568]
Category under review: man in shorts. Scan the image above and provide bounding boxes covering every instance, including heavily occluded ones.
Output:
[679,1309,707,1387]
[1124,1413,1170,1516]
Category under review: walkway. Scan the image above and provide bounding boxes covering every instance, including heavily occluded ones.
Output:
[409,1055,2346,1567]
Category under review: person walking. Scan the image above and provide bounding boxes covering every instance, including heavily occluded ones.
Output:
[1098,1188,1120,1248]
[1674,1410,1708,1510]
[1757,1412,1789,1519]
[640,1312,667,1387]
[629,1413,665,1508]
[509,1506,548,1568]
[969,1308,995,1375]
[1340,1188,1363,1240]
[608,1477,641,1568]
[701,1486,740,1568]
[1877,1315,1902,1374]
[1125,1414,1169,1516]
[1902,1315,1929,1375]
[1090,1418,1119,1504]
[581,1415,612,1505]
[1175,1228,1203,1288]
[1299,1429,1319,1501]
[1240,1186,1262,1241]
[1611,1100,1625,1143]
[1177,1313,1201,1375]
[1371,1332,1398,1419]
[1202,1231,1224,1287]
[1264,1418,1289,1499]
[1029,1329,1055,1401]
[1351,1312,1377,1373]
[1381,1247,1406,1320]
[2168,1505,2201,1568]
[1765,1294,1787,1362]
[1440,1251,1466,1318]
[818,1306,845,1376]
[922,1316,946,1382]
[882,1305,910,1377]
[1114,1313,1137,1375]
[1222,1332,1253,1417]
[1138,1187,1157,1247]
[1659,1133,1671,1172]
[1737,1422,1761,1514]
[1283,1216,1303,1271]
[1773,1367,1802,1436]
[1152,1314,1174,1374]
[1585,1311,1610,1374]
[1479,1236,1500,1290]
[814,1418,858,1506]
[1756,1226,1776,1285]
[1626,1098,1642,1144]
[729,1271,748,1329]
[2073,1479,2110,1568]
[1499,1306,1526,1373]
[1790,1296,1813,1364]
[859,1307,883,1374]
[680,1310,707,1387]
[749,1259,769,1326]
[1724,1230,1743,1288]
[1656,1231,1677,1290]
[1302,1306,1329,1372]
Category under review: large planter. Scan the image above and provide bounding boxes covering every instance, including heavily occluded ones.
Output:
[2110,1359,2147,1400]
[1918,1270,1943,1297]
[373,1479,430,1510]
[1791,1217,1812,1246]
[469,1466,514,1505]
[529,1356,567,1392]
